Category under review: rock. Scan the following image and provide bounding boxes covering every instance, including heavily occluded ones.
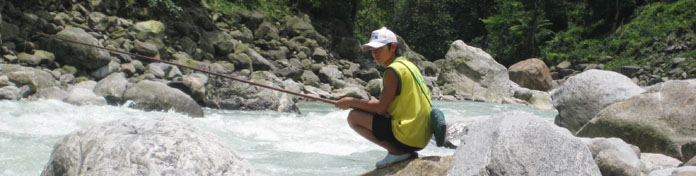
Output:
[48,26,111,70]
[312,47,328,62]
[557,60,572,69]
[318,65,345,88]
[0,86,20,100]
[514,88,553,110]
[687,156,696,166]
[508,58,553,91]
[303,85,331,99]
[0,20,19,41]
[41,117,254,176]
[0,75,14,87]
[94,72,128,105]
[335,37,362,60]
[133,40,158,57]
[229,53,253,70]
[620,66,641,77]
[436,40,514,103]
[551,69,645,133]
[448,111,600,176]
[331,86,369,100]
[672,57,686,65]
[641,153,683,173]
[648,166,696,176]
[17,52,41,66]
[246,48,276,71]
[4,66,58,93]
[182,73,208,103]
[254,21,279,41]
[361,156,451,176]
[357,68,381,82]
[30,87,68,100]
[366,79,383,97]
[87,12,109,31]
[91,61,121,80]
[132,20,165,42]
[33,50,55,64]
[63,87,107,106]
[123,80,204,117]
[576,79,696,161]
[580,137,643,176]
[87,0,125,15]
[420,61,439,77]
[147,63,170,78]
[276,58,303,78]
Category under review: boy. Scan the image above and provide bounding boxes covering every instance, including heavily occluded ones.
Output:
[335,27,433,168]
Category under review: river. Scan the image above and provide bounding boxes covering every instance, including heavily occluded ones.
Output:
[0,99,557,175]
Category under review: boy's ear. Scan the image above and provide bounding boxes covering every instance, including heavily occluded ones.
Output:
[390,42,398,52]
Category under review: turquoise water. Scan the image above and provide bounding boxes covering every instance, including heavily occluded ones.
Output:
[0,99,557,175]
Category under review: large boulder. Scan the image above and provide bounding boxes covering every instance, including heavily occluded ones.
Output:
[46,26,112,70]
[580,137,643,176]
[361,156,451,176]
[648,166,696,176]
[447,111,600,176]
[436,40,515,103]
[551,69,645,133]
[41,117,254,176]
[123,80,204,117]
[576,79,696,161]
[508,58,553,91]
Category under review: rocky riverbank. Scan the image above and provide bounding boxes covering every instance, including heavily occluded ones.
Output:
[3,0,695,175]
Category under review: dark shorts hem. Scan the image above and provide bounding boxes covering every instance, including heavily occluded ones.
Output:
[372,114,423,153]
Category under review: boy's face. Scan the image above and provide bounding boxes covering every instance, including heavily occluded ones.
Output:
[371,43,396,65]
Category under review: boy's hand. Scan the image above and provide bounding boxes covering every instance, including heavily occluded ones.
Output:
[335,97,354,110]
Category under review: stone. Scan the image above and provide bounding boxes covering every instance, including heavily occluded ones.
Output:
[557,60,572,69]
[361,156,451,176]
[436,40,515,103]
[41,117,255,176]
[0,86,20,100]
[357,68,381,82]
[91,61,121,80]
[366,79,383,97]
[331,86,369,100]
[318,65,345,88]
[641,153,683,173]
[254,21,279,41]
[48,26,111,70]
[63,87,107,106]
[300,70,320,87]
[620,66,641,77]
[132,20,165,42]
[94,72,128,105]
[648,166,696,176]
[551,69,645,133]
[580,137,642,176]
[123,80,204,117]
[30,87,68,100]
[246,48,276,71]
[17,52,41,66]
[4,66,58,93]
[508,58,553,91]
[312,47,328,62]
[576,79,696,161]
[448,111,601,176]
[133,40,158,57]
[0,21,19,41]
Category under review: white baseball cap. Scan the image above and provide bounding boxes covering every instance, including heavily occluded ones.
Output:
[362,27,397,51]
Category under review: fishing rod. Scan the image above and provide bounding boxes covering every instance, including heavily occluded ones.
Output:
[37,32,338,105]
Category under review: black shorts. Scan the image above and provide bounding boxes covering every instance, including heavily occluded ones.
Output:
[372,114,423,153]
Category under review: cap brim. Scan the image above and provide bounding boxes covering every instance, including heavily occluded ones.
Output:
[362,42,387,51]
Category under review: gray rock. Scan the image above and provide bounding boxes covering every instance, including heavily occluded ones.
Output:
[87,12,109,31]
[620,66,641,77]
[87,0,125,15]
[4,66,58,93]
[357,68,382,82]
[41,117,254,176]
[123,80,204,117]
[672,57,686,65]
[48,26,111,70]
[366,79,383,97]
[551,69,645,133]
[0,75,13,87]
[331,86,369,100]
[94,72,128,104]
[132,20,165,42]
[0,86,20,100]
[641,153,683,173]
[577,79,696,161]
[318,65,344,88]
[0,21,18,41]
[91,61,121,80]
[648,166,696,176]
[17,52,41,66]
[303,85,331,99]
[182,73,208,103]
[437,40,515,103]
[312,47,328,62]
[254,20,279,41]
[247,48,276,71]
[229,53,253,70]
[557,60,572,69]
[580,137,643,176]
[300,70,320,87]
[363,156,451,176]
[421,60,439,77]
[147,63,169,78]
[276,58,303,78]
[448,111,600,176]
[63,87,107,106]
[133,40,158,57]
[30,87,68,100]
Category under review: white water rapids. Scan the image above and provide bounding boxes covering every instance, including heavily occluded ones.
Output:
[0,99,557,175]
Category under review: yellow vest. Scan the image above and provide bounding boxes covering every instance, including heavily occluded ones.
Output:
[386,57,433,148]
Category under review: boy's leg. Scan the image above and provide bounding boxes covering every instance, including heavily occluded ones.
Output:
[346,110,407,155]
